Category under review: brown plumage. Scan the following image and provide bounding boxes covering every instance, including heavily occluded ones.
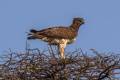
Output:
[28,17,85,59]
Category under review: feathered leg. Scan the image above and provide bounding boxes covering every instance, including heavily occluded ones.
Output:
[58,39,67,59]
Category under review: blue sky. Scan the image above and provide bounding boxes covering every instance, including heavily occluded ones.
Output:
[0,0,120,54]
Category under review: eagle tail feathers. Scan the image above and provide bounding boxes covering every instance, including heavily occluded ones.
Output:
[30,29,37,33]
[27,36,36,40]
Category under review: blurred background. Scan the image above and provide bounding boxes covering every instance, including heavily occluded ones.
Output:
[0,0,120,54]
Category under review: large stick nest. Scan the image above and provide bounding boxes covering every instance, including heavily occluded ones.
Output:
[0,48,120,80]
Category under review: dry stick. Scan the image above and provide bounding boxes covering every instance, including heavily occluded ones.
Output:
[98,62,117,80]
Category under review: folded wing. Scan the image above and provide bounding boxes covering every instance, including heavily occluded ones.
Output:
[28,27,77,39]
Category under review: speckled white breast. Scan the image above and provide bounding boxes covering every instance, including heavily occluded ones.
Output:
[67,38,76,44]
[41,37,76,45]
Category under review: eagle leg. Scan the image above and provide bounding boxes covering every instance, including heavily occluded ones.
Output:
[58,39,67,59]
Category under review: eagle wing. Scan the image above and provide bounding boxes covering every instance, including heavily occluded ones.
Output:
[33,27,77,39]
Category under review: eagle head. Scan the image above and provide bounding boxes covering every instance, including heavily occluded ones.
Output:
[73,17,85,25]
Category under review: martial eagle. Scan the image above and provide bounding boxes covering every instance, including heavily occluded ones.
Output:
[27,17,85,59]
